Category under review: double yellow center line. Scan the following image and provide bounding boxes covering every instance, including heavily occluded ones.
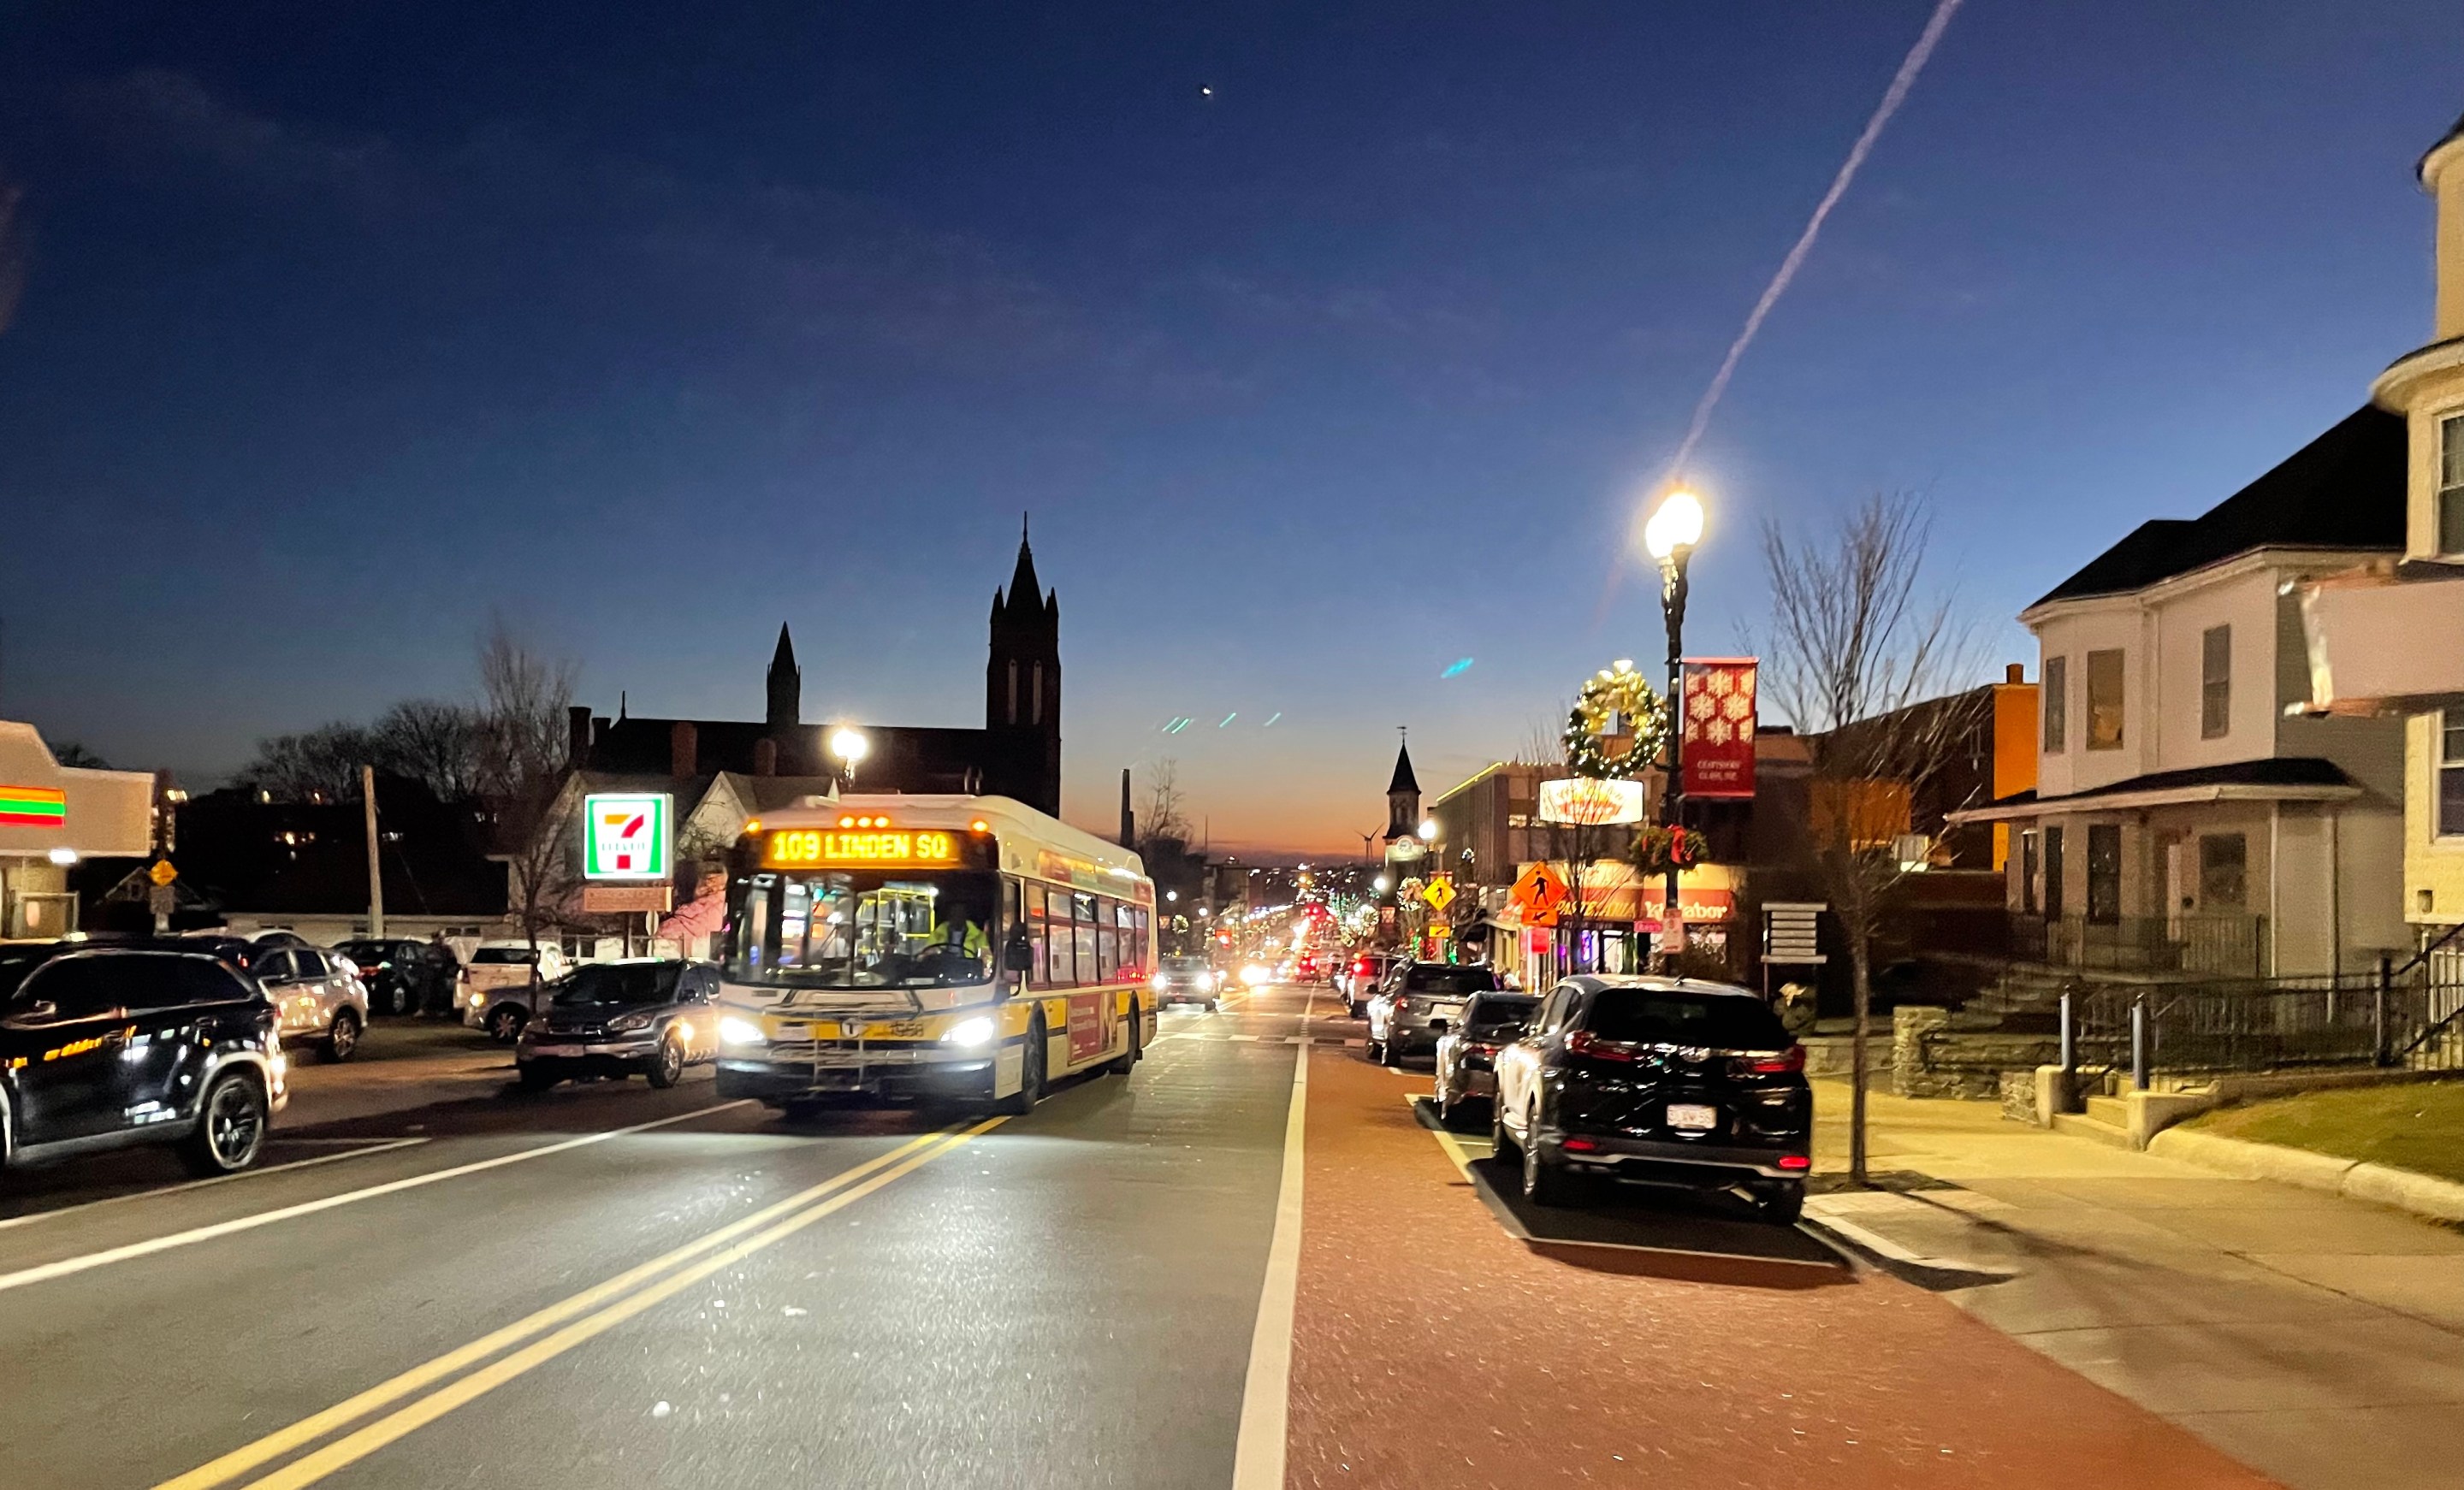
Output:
[153,1116,1005,1490]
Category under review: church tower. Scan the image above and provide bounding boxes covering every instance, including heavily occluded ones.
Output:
[987,519,1062,812]
[1383,736,1422,844]
[766,624,801,731]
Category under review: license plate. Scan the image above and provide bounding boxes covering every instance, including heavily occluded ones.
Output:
[1667,1103,1718,1132]
[530,1044,586,1058]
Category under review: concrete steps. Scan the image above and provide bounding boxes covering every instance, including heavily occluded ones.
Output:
[2051,1108,2134,1150]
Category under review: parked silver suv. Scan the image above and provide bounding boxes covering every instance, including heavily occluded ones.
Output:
[256,947,370,1061]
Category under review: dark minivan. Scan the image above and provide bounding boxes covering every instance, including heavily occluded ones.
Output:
[1490,976,1811,1221]
[1,949,287,1176]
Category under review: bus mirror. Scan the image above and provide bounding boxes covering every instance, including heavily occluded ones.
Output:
[1004,934,1034,973]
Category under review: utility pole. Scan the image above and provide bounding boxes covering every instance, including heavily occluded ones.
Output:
[362,764,385,938]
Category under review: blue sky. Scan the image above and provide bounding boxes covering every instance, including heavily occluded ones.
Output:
[0,2,2456,851]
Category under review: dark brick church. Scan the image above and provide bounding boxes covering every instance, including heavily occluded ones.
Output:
[566,530,1065,815]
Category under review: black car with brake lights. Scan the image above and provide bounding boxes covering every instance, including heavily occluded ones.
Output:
[1490,975,1812,1222]
[0,948,287,1177]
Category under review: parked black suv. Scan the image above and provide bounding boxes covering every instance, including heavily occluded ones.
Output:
[1,949,287,1176]
[333,937,429,1017]
[1490,976,1811,1221]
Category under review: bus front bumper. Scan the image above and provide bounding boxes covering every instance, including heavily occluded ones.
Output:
[716,1044,1001,1103]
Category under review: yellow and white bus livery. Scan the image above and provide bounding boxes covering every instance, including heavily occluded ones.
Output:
[713,794,1158,1115]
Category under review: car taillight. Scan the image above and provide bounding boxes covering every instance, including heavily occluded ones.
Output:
[1562,1136,1600,1153]
[1776,1155,1811,1171]
[1565,1029,1635,1062]
[1736,1046,1807,1075]
[1468,1041,1500,1056]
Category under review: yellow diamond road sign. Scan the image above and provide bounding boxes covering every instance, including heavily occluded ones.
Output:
[1422,878,1456,914]
[149,860,179,887]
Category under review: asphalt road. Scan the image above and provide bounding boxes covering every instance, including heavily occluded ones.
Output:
[0,996,1306,1490]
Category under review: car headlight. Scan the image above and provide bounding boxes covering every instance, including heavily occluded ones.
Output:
[718,1015,767,1047]
[1150,973,1170,992]
[941,1015,997,1048]
[607,1012,653,1032]
[469,990,488,1007]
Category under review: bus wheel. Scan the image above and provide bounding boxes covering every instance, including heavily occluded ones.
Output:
[1109,999,1141,1076]
[997,1016,1045,1116]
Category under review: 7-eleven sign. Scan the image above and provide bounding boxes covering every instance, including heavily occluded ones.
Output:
[583,793,671,880]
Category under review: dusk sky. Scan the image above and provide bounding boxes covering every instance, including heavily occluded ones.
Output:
[2,2,2457,854]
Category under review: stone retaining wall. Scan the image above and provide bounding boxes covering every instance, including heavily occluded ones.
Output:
[1892,1005,2062,1102]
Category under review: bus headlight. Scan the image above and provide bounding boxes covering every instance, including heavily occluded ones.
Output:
[942,1016,997,1048]
[718,1016,767,1047]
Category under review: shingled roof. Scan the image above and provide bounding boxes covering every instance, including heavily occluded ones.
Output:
[2032,405,2404,608]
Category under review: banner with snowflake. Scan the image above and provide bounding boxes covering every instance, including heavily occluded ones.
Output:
[1680,658,1758,800]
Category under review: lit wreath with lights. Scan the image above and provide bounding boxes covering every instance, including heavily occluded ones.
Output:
[1561,662,1667,780]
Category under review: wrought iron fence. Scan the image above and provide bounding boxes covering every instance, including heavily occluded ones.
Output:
[2059,949,2464,1085]
[2010,913,2269,978]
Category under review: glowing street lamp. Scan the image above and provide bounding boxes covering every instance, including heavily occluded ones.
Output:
[1643,487,1704,969]
[829,727,868,789]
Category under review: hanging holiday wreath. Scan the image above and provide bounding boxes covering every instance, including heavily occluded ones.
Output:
[1561,661,1667,780]
[1629,825,1709,875]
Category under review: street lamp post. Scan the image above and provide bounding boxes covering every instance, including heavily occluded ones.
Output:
[829,727,868,793]
[1644,488,1704,973]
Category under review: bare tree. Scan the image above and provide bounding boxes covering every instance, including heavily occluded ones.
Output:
[1138,759,1194,848]
[1758,493,1987,1183]
[237,723,376,803]
[473,618,582,953]
[370,699,488,802]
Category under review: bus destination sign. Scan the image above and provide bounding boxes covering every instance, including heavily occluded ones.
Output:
[764,828,961,871]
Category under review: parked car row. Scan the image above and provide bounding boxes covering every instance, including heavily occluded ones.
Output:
[1354,958,1813,1226]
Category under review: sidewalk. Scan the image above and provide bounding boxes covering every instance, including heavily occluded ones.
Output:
[1809,1078,2464,1490]
[1283,1047,2277,1488]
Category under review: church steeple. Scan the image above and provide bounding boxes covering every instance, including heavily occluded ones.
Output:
[766,624,801,730]
[987,515,1063,813]
[1383,733,1422,842]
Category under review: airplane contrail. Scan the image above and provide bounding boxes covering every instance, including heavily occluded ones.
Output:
[1661,0,1966,485]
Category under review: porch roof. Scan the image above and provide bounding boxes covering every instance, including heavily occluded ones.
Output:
[1946,758,2361,825]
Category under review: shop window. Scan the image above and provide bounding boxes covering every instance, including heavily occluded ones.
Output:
[2440,414,2464,555]
[2086,824,2122,925]
[2085,651,2124,750]
[2044,827,2065,919]
[2198,834,2248,908]
[2200,626,2230,739]
[2442,712,2464,837]
[2041,655,2067,754]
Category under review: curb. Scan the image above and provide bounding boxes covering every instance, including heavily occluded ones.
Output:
[2146,1126,2464,1225]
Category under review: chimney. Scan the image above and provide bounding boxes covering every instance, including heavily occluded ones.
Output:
[1118,768,1135,847]
[566,706,593,768]
[670,721,698,779]
[2005,663,2026,684]
[753,736,778,777]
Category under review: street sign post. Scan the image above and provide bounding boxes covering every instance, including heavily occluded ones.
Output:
[583,794,672,881]
[1421,877,1456,914]
[1508,861,1569,927]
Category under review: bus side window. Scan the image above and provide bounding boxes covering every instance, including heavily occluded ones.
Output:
[1096,898,1120,982]
[1133,907,1150,973]
[1040,886,1072,988]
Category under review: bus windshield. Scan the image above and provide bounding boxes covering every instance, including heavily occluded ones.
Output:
[731,870,1000,992]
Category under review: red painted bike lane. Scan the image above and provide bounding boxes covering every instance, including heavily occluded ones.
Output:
[1283,1044,2279,1489]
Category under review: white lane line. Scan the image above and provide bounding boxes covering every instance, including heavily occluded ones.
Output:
[0,1139,431,1236]
[0,1101,749,1297]
[1231,1038,1307,1490]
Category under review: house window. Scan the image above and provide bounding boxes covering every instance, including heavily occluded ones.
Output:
[2440,414,2464,555]
[2041,655,2067,754]
[2198,834,2248,908]
[2086,649,2124,751]
[2020,830,2040,914]
[2086,823,2122,925]
[2043,826,2064,919]
[2442,711,2464,837]
[2200,625,2230,740]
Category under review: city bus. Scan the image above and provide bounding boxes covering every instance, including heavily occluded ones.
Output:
[712,794,1157,1115]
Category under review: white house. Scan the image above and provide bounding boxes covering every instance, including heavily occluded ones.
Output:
[1957,410,2411,978]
